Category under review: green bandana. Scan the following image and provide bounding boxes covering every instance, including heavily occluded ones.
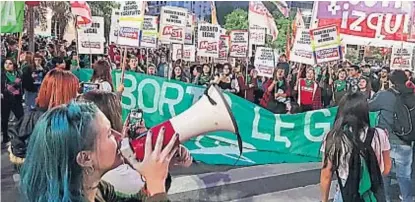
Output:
[305,79,313,87]
[5,71,17,83]
[334,80,346,92]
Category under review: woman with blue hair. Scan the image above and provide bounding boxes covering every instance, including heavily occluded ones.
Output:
[20,101,177,201]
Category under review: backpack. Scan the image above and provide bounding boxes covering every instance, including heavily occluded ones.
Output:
[336,128,386,202]
[389,88,415,143]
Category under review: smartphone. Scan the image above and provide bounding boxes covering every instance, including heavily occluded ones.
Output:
[128,109,144,139]
[80,82,100,94]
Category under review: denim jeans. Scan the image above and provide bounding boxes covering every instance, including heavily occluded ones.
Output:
[383,143,413,202]
[24,90,37,110]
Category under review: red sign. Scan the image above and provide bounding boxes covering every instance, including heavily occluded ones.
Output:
[315,1,412,42]
[162,26,183,38]
[199,41,218,51]
[230,45,247,53]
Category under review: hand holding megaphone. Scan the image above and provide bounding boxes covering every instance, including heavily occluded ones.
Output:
[120,84,242,163]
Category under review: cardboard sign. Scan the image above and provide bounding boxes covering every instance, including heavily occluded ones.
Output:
[109,9,120,44]
[183,45,196,62]
[290,28,315,65]
[118,1,145,47]
[229,30,249,58]
[249,26,266,45]
[310,25,342,64]
[254,47,275,78]
[390,46,413,70]
[197,23,220,58]
[140,16,158,48]
[159,6,188,43]
[172,44,183,61]
[215,35,230,64]
[77,16,105,54]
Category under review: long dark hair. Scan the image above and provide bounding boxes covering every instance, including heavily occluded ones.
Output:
[322,92,370,171]
[91,60,114,91]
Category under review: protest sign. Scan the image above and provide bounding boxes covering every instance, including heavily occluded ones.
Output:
[390,46,413,70]
[172,44,183,61]
[109,9,120,44]
[197,23,220,58]
[0,1,24,33]
[290,28,315,65]
[183,45,196,62]
[140,16,158,48]
[215,35,230,64]
[77,16,105,54]
[310,25,342,64]
[185,13,195,45]
[254,47,275,78]
[118,1,145,47]
[159,6,188,43]
[313,1,413,46]
[249,26,266,45]
[229,30,249,58]
[75,69,379,165]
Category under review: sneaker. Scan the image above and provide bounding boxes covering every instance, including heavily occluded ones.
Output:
[399,195,415,200]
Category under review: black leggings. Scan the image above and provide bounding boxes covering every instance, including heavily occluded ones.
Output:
[1,96,24,142]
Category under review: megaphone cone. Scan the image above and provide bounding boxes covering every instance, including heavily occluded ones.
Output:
[122,84,242,162]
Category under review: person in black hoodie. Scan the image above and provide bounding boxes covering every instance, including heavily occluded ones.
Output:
[1,58,24,145]
[21,52,43,110]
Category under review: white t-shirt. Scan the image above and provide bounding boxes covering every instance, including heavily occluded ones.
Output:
[321,127,390,180]
[102,164,145,194]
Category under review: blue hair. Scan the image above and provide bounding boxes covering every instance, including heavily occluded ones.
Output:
[20,101,99,202]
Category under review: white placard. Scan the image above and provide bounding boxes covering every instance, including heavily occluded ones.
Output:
[289,28,315,65]
[185,13,195,45]
[310,25,342,64]
[117,1,145,47]
[254,47,275,78]
[390,46,413,70]
[159,6,188,43]
[249,26,266,45]
[216,35,230,64]
[109,9,120,44]
[183,45,196,62]
[172,44,183,61]
[140,16,158,48]
[197,23,220,58]
[77,16,105,54]
[229,30,249,58]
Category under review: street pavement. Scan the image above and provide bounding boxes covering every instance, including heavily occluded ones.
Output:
[2,145,412,202]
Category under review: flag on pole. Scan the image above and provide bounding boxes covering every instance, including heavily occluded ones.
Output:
[249,2,279,40]
[70,1,92,25]
[270,0,289,17]
[211,1,218,24]
[291,8,304,46]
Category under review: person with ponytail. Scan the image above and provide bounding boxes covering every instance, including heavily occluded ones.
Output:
[320,92,391,202]
[20,101,175,201]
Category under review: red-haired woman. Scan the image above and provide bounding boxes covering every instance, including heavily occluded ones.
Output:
[9,69,80,168]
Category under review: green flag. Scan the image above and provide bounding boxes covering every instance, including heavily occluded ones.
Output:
[1,2,25,33]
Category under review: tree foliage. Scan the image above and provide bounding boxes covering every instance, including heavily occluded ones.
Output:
[223,9,248,31]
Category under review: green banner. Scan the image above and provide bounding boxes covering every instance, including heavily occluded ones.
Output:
[0,2,25,33]
[73,69,378,165]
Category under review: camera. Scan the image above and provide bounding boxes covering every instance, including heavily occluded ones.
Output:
[80,82,100,94]
[128,108,144,139]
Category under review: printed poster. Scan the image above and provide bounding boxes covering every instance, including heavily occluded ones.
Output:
[109,9,120,44]
[310,25,342,64]
[77,16,105,54]
[172,44,183,61]
[229,30,249,58]
[183,45,196,62]
[254,47,275,78]
[289,28,315,65]
[159,6,188,43]
[118,1,145,47]
[140,16,158,48]
[390,46,413,70]
[197,23,220,58]
[185,13,195,45]
[216,35,230,64]
[249,26,266,45]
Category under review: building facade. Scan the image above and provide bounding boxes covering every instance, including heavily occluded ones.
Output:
[147,1,211,21]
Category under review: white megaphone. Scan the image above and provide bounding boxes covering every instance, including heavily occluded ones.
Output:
[120,84,242,162]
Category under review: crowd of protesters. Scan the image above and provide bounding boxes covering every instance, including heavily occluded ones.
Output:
[1,33,415,201]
